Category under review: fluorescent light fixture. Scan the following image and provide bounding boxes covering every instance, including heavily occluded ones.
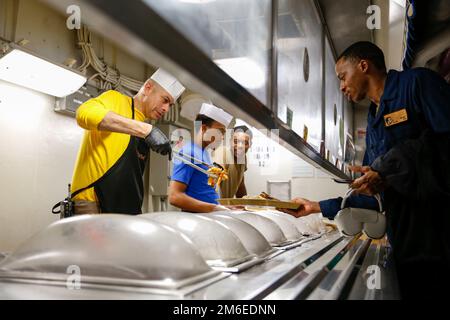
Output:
[214,57,265,89]
[0,45,86,97]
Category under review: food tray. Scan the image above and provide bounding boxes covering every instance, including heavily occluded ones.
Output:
[218,198,301,210]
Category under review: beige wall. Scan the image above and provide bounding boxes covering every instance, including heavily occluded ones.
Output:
[0,0,158,251]
[244,131,348,206]
[0,80,83,252]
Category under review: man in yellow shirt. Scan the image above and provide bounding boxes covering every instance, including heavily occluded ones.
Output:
[212,125,252,198]
[64,68,185,216]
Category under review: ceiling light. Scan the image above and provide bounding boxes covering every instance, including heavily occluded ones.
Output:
[214,57,265,89]
[0,44,86,98]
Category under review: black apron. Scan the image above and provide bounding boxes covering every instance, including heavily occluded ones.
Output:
[93,99,149,214]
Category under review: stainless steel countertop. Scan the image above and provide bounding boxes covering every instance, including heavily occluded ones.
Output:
[0,231,399,299]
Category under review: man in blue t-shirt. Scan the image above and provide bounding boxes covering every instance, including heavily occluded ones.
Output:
[169,103,233,213]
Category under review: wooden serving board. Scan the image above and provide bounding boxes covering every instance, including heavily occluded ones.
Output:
[218,198,301,210]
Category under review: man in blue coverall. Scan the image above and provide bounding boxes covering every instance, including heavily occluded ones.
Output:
[285,41,450,298]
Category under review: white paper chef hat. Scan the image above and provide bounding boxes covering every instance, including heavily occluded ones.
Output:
[150,68,185,100]
[199,103,233,127]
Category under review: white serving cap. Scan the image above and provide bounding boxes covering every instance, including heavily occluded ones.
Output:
[199,103,233,127]
[150,68,185,100]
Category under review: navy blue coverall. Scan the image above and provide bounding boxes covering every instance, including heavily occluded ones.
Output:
[320,67,450,298]
[319,68,450,218]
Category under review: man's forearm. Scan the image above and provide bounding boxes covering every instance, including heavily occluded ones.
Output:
[319,194,380,219]
[170,191,217,213]
[98,111,153,138]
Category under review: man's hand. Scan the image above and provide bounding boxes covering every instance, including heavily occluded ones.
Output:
[349,165,385,195]
[278,198,321,218]
[145,127,172,160]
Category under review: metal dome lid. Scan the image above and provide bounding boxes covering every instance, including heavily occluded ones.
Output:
[141,212,258,270]
[215,211,289,247]
[256,210,315,235]
[206,213,281,260]
[251,211,304,242]
[0,214,220,291]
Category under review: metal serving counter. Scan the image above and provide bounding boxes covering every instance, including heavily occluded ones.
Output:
[0,213,399,300]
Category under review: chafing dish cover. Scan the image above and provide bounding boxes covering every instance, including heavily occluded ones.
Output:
[273,212,315,235]
[0,215,217,289]
[215,211,288,246]
[300,213,327,234]
[252,211,304,240]
[206,213,278,259]
[141,212,254,268]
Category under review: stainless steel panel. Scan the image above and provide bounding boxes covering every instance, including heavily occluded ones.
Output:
[264,234,359,300]
[186,231,343,299]
[347,242,401,300]
[324,36,344,164]
[316,0,372,56]
[343,99,353,139]
[0,215,221,292]
[0,280,180,300]
[141,212,260,271]
[306,239,370,299]
[206,214,281,260]
[277,0,324,151]
[142,0,271,105]
[0,271,230,299]
[343,98,353,167]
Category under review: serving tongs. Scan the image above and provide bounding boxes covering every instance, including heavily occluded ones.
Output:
[172,150,228,192]
[172,150,219,178]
